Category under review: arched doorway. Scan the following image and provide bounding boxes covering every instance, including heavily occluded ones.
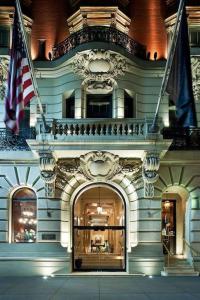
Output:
[73,185,126,271]
[162,187,189,256]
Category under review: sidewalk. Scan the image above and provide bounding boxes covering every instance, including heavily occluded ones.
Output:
[0,275,199,300]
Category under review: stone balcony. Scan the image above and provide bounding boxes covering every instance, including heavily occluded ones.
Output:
[27,118,170,154]
[1,122,199,152]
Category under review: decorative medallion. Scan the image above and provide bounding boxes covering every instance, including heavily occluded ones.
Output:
[79,151,120,181]
[73,50,127,92]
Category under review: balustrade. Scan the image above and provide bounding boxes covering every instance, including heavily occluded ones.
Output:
[37,118,151,140]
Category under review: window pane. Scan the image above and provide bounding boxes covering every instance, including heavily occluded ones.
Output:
[66,96,75,118]
[74,228,125,270]
[124,92,134,118]
[12,188,37,243]
[190,31,200,47]
[0,27,9,47]
[87,94,112,118]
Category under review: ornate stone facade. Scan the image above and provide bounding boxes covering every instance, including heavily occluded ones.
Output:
[73,50,127,92]
[142,152,160,198]
[0,57,9,101]
[191,56,200,102]
[56,152,141,193]
[39,150,56,198]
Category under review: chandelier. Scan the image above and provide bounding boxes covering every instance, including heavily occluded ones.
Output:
[19,210,37,225]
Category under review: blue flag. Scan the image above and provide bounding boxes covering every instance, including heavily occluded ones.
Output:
[166,4,197,127]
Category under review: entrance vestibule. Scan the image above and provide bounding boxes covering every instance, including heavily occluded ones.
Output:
[73,186,126,271]
[162,188,188,257]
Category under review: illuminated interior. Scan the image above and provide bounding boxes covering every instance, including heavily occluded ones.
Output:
[73,186,126,271]
[162,200,176,254]
[12,188,37,243]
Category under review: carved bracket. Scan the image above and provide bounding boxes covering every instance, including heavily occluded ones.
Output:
[142,152,160,198]
[39,150,56,198]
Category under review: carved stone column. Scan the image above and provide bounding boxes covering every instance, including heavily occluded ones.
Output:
[142,152,160,198]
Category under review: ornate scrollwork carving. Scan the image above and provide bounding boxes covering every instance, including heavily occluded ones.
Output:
[191,56,200,101]
[39,150,56,198]
[57,158,80,179]
[73,50,127,91]
[142,152,160,198]
[79,151,120,181]
[0,57,9,101]
[55,152,142,193]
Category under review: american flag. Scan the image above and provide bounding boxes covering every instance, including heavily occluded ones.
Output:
[4,9,35,133]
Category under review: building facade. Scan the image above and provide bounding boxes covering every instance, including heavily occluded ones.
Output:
[0,0,200,276]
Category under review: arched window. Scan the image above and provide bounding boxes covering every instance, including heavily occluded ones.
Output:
[12,188,37,243]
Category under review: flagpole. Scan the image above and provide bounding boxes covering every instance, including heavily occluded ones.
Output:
[15,0,49,133]
[150,0,185,133]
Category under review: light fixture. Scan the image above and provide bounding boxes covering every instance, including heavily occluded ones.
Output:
[164,200,170,208]
[97,187,103,214]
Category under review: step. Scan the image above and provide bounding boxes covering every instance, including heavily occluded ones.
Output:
[161,270,199,276]
[168,260,190,266]
[162,266,199,277]
[164,266,195,272]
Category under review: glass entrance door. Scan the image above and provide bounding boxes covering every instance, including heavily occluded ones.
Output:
[73,187,126,271]
[73,227,125,271]
[162,200,176,254]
